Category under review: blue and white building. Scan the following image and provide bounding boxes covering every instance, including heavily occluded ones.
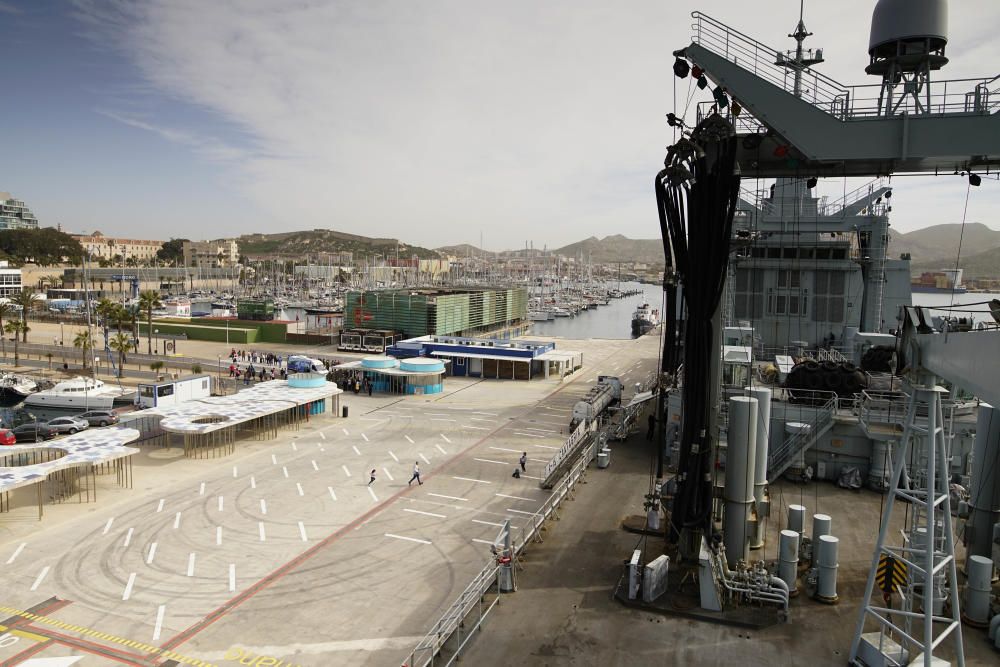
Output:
[387,335,583,380]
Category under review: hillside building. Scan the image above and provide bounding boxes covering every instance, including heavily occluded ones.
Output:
[72,231,164,263]
[183,239,240,269]
[0,261,23,299]
[0,192,40,230]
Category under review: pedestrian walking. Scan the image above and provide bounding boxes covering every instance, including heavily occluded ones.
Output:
[408,462,423,486]
[646,413,656,441]
[368,382,373,396]
[519,452,527,472]
[368,468,377,486]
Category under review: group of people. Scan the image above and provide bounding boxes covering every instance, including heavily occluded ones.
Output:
[230,349,284,366]
[367,453,530,487]
[229,363,286,384]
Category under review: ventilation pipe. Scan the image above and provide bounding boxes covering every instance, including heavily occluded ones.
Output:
[811,513,832,566]
[966,404,1000,571]
[779,529,800,596]
[746,386,772,549]
[788,504,807,534]
[814,535,839,604]
[962,555,993,626]
[723,396,757,564]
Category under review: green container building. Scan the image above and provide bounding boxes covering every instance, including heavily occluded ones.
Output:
[344,288,527,338]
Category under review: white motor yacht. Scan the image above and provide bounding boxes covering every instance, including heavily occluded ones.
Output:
[0,373,38,398]
[22,376,129,410]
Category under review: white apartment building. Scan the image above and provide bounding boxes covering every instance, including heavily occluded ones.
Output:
[182,239,240,268]
[72,231,164,263]
[0,260,23,299]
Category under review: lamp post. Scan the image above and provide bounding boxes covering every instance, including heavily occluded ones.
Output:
[154,329,159,354]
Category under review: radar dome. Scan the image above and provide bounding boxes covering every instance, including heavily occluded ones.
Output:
[868,0,948,57]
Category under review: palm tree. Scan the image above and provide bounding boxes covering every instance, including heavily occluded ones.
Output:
[149,360,164,379]
[138,290,162,355]
[11,290,40,343]
[95,297,115,347]
[74,330,93,369]
[0,301,13,356]
[109,332,131,376]
[4,320,23,364]
[44,274,63,290]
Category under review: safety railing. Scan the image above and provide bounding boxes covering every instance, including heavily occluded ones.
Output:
[540,420,596,485]
[768,392,837,478]
[405,432,600,667]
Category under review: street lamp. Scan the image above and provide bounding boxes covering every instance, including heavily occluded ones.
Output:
[154,329,159,354]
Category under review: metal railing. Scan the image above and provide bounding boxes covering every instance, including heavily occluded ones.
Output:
[405,433,600,667]
[768,391,837,478]
[690,12,1000,120]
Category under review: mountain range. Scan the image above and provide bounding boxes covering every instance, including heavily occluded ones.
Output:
[891,223,1000,279]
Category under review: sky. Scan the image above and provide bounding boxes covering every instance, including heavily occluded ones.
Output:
[1,0,998,251]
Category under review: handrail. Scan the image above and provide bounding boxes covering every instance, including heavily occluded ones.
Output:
[768,394,837,477]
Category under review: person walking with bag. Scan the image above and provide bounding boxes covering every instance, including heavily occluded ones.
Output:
[519,452,527,472]
[408,462,423,486]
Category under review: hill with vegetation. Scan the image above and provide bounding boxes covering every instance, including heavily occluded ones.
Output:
[236,229,440,260]
[892,223,1000,275]
[553,234,664,265]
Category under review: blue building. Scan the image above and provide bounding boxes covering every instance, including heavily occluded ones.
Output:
[387,335,582,380]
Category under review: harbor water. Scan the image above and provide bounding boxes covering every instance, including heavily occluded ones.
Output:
[528,282,662,340]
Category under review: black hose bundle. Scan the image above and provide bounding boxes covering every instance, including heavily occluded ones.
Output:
[654,113,741,544]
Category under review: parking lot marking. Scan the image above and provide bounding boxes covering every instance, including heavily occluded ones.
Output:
[102,517,115,535]
[352,445,361,456]
[388,450,399,462]
[405,435,414,444]
[229,564,236,592]
[29,566,49,591]
[385,533,431,545]
[296,483,305,497]
[436,444,447,454]
[186,553,196,577]
[153,604,165,641]
[439,434,452,443]
[429,493,468,502]
[298,521,308,541]
[146,542,158,564]
[258,522,266,542]
[452,476,491,484]
[342,465,352,477]
[471,519,505,527]
[311,460,319,471]
[173,512,182,529]
[383,467,394,481]
[419,453,430,464]
[6,542,26,564]
[218,495,224,512]
[156,499,165,513]
[282,466,289,478]
[328,486,337,500]
[362,433,369,442]
[122,572,136,600]
[404,508,446,519]
[474,458,507,466]
[260,499,267,515]
[216,527,223,546]
[123,527,134,548]
[496,493,535,502]
[368,487,378,502]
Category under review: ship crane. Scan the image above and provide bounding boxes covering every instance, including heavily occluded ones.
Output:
[665,1,999,665]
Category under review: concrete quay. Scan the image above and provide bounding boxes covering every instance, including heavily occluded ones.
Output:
[0,333,661,666]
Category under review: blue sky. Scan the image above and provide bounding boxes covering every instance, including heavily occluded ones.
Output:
[1,0,998,250]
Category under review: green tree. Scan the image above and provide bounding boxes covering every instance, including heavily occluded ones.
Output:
[94,297,116,346]
[73,329,93,369]
[0,228,84,264]
[138,290,163,355]
[11,290,41,343]
[149,360,164,378]
[109,332,131,375]
[156,238,188,265]
[0,301,13,356]
[3,320,23,364]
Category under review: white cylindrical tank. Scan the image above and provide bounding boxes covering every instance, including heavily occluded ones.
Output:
[788,504,807,534]
[746,386,772,550]
[868,439,893,491]
[815,535,839,603]
[723,396,758,564]
[779,529,800,595]
[965,404,1000,570]
[868,0,948,55]
[962,555,993,626]
[811,513,832,566]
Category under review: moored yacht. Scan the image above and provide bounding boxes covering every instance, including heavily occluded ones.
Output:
[23,376,130,410]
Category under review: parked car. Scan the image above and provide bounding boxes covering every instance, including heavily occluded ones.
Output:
[0,429,15,446]
[78,410,120,427]
[11,423,56,442]
[45,416,90,435]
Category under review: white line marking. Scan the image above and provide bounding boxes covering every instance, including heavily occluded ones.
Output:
[103,517,115,535]
[404,435,414,444]
[6,542,26,564]
[426,413,450,416]
[462,425,489,430]
[436,444,447,454]
[271,454,278,465]
[296,482,304,496]
[520,474,543,480]
[258,522,266,541]
[122,572,136,600]
[173,512,182,529]
[291,442,298,451]
[368,486,378,502]
[513,432,548,438]
[156,499,164,513]
[471,411,498,416]
[328,486,337,500]
[30,566,49,591]
[362,433,369,442]
[383,467,394,481]
[153,604,165,641]
[342,465,351,477]
[216,526,223,546]
[260,499,267,515]
[533,444,559,450]
[439,434,452,443]
[496,493,535,502]
[419,453,430,464]
[431,418,456,422]
[490,446,521,453]
[388,450,399,462]
[474,458,507,466]
[233,465,239,477]
[199,482,206,495]
[282,466,289,478]
[229,563,236,592]
[250,476,257,489]
[403,508,447,519]
[351,445,361,456]
[320,447,325,452]
[319,432,326,440]
[298,521,308,541]
[218,495,224,512]
[522,427,557,433]
[342,428,350,436]
[123,527,134,548]
[146,542,158,564]
[311,460,319,471]
[472,538,497,545]
[472,519,505,527]
[470,417,497,422]
[429,492,468,502]
[186,553,196,577]
[384,533,431,545]
[506,508,539,516]
[452,476,491,484]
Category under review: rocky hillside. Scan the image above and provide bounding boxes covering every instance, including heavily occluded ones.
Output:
[892,222,1000,273]
[553,234,664,265]
[237,229,440,259]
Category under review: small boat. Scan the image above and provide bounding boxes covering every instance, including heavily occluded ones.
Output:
[23,376,131,410]
[0,373,38,398]
[630,303,660,337]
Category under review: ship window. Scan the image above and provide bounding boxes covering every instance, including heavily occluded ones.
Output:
[783,247,797,259]
[816,248,831,260]
[767,247,780,259]
[157,385,174,397]
[800,248,814,260]
[788,295,799,314]
[751,247,766,258]
[832,248,847,260]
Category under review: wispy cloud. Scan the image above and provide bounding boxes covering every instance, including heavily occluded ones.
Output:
[95,108,248,162]
[70,0,1000,246]
[0,2,22,15]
